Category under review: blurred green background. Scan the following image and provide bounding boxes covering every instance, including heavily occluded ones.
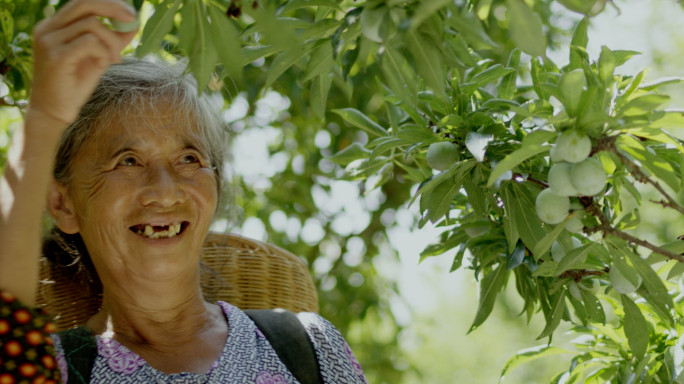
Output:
[1,0,684,382]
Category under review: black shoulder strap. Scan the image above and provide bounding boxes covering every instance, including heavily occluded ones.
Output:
[245,309,324,384]
[57,325,97,384]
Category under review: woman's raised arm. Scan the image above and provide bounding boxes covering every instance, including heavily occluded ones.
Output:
[0,0,137,306]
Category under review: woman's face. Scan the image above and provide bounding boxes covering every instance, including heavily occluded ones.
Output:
[58,101,218,286]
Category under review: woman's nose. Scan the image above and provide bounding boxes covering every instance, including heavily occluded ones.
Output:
[139,162,186,207]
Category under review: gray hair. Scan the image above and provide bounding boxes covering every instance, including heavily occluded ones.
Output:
[53,56,228,201]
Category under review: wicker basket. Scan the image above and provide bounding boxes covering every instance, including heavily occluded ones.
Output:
[36,233,319,331]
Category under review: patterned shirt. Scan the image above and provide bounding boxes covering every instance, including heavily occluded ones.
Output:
[1,291,368,384]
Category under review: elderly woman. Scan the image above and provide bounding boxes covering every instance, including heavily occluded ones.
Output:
[0,0,367,383]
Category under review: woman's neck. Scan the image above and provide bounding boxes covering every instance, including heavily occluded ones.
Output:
[87,271,224,352]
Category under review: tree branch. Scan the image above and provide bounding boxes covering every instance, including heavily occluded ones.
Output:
[598,135,684,217]
[559,268,609,281]
[583,201,684,263]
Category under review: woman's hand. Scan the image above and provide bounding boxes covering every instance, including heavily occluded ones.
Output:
[30,0,138,126]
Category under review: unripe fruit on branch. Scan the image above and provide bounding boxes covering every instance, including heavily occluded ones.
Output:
[570,157,607,196]
[426,142,459,171]
[536,189,570,224]
[465,227,490,238]
[551,237,582,263]
[548,163,579,197]
[569,282,583,301]
[566,202,585,233]
[609,264,642,295]
[578,279,600,294]
[549,146,564,163]
[565,215,584,233]
[110,0,139,32]
[556,130,591,163]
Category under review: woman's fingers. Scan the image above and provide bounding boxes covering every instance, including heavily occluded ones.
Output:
[43,0,137,33]
[58,33,112,76]
[47,16,123,63]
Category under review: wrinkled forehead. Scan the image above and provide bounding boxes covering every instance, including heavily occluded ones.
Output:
[83,100,206,162]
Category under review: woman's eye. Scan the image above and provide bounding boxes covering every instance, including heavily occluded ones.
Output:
[182,154,200,164]
[119,157,138,166]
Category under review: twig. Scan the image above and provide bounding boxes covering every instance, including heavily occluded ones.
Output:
[583,201,684,263]
[598,135,684,217]
[512,173,549,189]
[559,268,609,281]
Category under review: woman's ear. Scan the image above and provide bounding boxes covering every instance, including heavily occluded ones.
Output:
[47,179,80,234]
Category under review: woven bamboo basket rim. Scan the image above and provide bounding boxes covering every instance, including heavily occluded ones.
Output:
[37,233,319,331]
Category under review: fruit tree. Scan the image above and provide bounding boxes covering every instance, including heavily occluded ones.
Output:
[2,0,684,381]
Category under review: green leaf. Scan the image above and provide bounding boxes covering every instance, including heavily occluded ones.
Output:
[420,231,469,260]
[498,49,521,100]
[625,249,677,316]
[500,346,574,381]
[241,46,285,65]
[614,50,641,67]
[379,45,419,101]
[0,10,13,45]
[487,144,550,186]
[471,64,515,86]
[621,295,649,360]
[557,0,601,15]
[187,1,216,95]
[409,0,452,31]
[135,0,183,58]
[479,99,520,112]
[598,46,616,85]
[522,130,557,147]
[343,157,388,180]
[469,261,510,333]
[507,241,526,270]
[560,69,586,117]
[394,160,427,182]
[411,160,476,206]
[568,17,589,71]
[537,289,566,339]
[446,6,498,49]
[465,132,493,163]
[639,77,684,91]
[579,289,605,324]
[533,217,571,257]
[532,260,559,277]
[427,176,462,223]
[265,39,326,89]
[207,4,243,80]
[300,18,342,41]
[510,183,547,257]
[405,30,447,101]
[310,73,333,120]
[619,94,670,117]
[500,183,520,248]
[302,42,334,82]
[279,0,343,14]
[332,108,389,138]
[178,0,198,56]
[505,0,546,57]
[555,243,595,275]
[463,171,487,217]
[369,138,408,161]
[530,58,547,99]
[327,142,371,165]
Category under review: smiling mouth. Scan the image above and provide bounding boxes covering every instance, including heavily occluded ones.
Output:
[129,222,189,239]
